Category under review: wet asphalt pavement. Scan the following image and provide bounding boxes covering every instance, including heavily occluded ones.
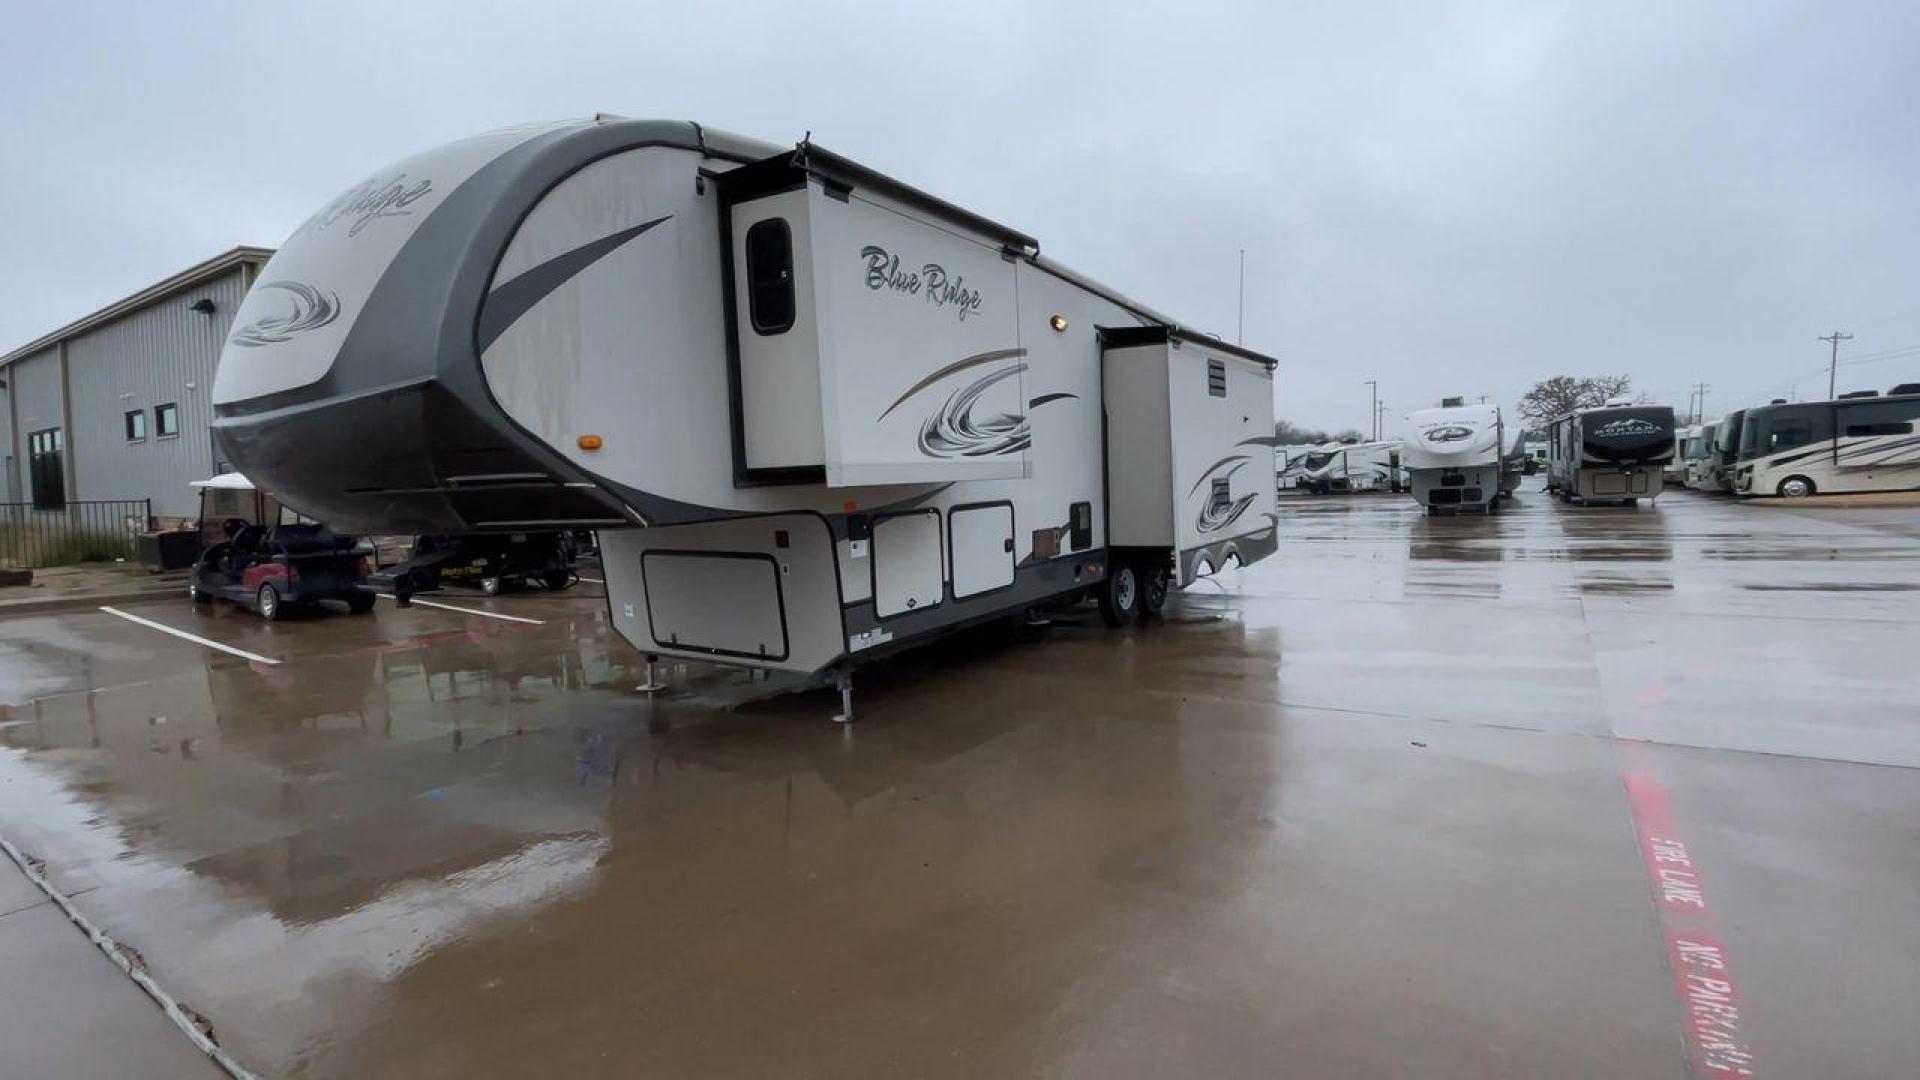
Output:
[1,484,1916,1078]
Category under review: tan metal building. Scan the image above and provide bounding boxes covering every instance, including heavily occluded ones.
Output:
[0,247,272,521]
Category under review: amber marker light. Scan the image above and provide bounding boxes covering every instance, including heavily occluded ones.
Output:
[578,434,604,450]
[1049,314,1069,332]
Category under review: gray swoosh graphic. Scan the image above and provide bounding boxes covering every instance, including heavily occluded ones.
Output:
[477,215,672,351]
[878,348,1029,421]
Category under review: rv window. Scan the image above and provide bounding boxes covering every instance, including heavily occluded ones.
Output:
[1069,501,1092,551]
[744,218,796,336]
[1840,400,1916,438]
[1207,359,1226,398]
[1209,478,1232,515]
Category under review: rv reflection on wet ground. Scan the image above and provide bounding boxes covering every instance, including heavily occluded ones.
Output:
[1,484,1918,1078]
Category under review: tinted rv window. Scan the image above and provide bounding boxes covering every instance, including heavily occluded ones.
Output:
[1207,359,1227,398]
[744,218,795,335]
[1840,400,1917,438]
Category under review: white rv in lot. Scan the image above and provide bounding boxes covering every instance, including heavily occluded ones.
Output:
[1400,399,1504,514]
[1545,402,1676,505]
[1298,441,1401,494]
[1733,388,1920,497]
[210,118,1279,712]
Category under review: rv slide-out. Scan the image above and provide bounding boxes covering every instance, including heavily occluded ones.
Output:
[212,117,1279,680]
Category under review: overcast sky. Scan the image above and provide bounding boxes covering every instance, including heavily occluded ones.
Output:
[2,1,1916,433]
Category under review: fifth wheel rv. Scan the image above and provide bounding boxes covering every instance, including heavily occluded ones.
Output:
[209,118,1279,714]
[1733,388,1920,497]
[1545,402,1676,505]
[1399,398,1505,514]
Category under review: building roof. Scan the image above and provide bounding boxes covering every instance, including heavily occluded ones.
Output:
[0,246,274,370]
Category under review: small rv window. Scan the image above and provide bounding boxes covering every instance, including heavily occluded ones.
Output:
[1207,359,1227,398]
[745,218,796,336]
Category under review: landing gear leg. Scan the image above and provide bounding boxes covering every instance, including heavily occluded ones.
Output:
[395,570,414,609]
[832,670,854,725]
[635,654,666,694]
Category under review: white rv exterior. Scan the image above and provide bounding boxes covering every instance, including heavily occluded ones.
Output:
[1733,391,1920,497]
[1298,441,1401,494]
[1275,444,1322,490]
[1680,423,1718,489]
[211,118,1279,685]
[1545,403,1676,505]
[1399,400,1504,514]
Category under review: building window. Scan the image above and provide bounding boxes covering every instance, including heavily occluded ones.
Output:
[744,218,796,336]
[156,402,180,438]
[124,409,148,442]
[1207,359,1227,398]
[28,428,65,510]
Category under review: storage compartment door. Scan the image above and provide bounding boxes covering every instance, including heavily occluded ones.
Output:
[871,510,944,618]
[806,186,1027,487]
[949,503,1014,598]
[641,552,789,661]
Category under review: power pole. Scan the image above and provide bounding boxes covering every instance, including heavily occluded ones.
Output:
[1688,382,1709,423]
[1820,331,1852,400]
[1365,380,1378,440]
[1237,249,1245,346]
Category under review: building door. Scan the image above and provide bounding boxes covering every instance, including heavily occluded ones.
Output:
[27,428,64,509]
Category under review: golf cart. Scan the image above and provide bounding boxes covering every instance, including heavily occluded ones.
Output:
[187,472,374,620]
[369,531,579,601]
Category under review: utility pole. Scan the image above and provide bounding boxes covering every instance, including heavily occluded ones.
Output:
[1820,331,1852,400]
[1236,249,1245,346]
[1365,380,1378,440]
[1688,382,1709,423]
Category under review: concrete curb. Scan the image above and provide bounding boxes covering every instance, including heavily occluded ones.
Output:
[0,587,183,620]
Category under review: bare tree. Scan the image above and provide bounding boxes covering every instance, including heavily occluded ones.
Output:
[1517,375,1633,428]
[1273,419,1332,444]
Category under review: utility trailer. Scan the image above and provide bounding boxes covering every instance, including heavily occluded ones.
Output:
[1544,403,1676,505]
[210,117,1279,717]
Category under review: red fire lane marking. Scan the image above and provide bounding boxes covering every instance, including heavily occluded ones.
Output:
[1619,743,1758,1078]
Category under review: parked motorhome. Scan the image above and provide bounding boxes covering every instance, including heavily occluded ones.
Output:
[1704,410,1745,493]
[1275,444,1323,491]
[1682,422,1719,489]
[209,118,1279,712]
[1733,388,1920,497]
[1523,440,1548,475]
[1399,399,1504,514]
[1545,402,1676,505]
[1664,428,1694,485]
[1298,441,1401,494]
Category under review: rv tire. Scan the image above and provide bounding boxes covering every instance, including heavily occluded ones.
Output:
[1140,559,1171,617]
[1776,475,1815,498]
[1098,563,1141,627]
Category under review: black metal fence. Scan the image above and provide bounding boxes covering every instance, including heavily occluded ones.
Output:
[0,499,153,568]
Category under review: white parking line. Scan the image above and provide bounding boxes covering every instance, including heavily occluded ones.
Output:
[376,594,545,625]
[577,576,604,584]
[98,606,283,665]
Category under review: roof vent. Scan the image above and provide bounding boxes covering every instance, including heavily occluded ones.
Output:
[1838,390,1879,399]
[1890,382,1920,396]
[1440,396,1464,408]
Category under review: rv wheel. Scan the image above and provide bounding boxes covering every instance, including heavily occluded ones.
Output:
[1140,560,1171,617]
[257,583,282,622]
[188,579,210,604]
[346,591,376,614]
[480,576,504,596]
[1098,563,1141,627]
[1777,476,1816,498]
